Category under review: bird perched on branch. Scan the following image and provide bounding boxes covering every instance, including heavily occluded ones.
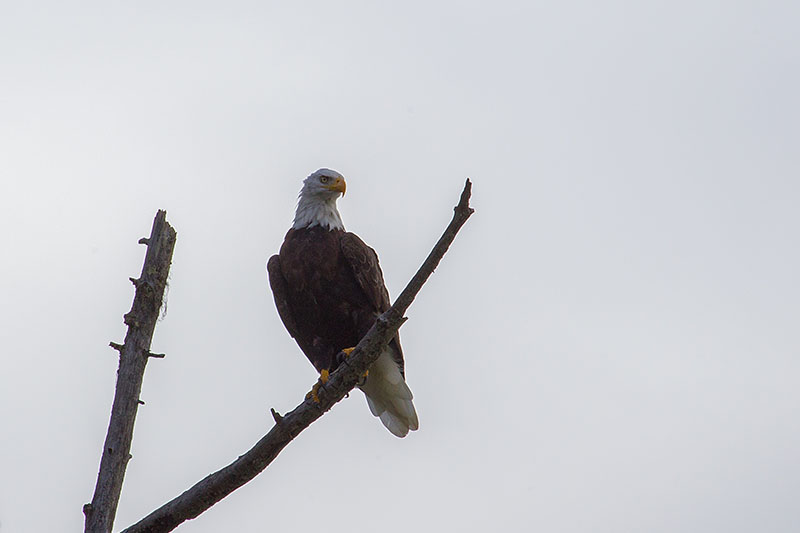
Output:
[267,169,419,437]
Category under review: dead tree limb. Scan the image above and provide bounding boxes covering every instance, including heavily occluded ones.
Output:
[121,179,474,533]
[84,210,177,533]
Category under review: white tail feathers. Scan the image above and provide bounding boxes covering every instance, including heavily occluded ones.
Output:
[359,349,419,438]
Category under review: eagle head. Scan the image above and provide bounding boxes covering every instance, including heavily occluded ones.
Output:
[301,168,347,198]
[293,168,347,230]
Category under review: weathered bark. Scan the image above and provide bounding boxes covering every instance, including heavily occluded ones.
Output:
[84,210,177,533]
[120,179,474,533]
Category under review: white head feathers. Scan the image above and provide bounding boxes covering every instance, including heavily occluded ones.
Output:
[292,168,347,230]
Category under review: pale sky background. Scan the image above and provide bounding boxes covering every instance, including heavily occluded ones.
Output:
[1,2,799,532]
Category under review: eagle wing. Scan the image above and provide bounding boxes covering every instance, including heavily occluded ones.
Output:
[340,232,391,312]
[340,232,407,377]
[267,254,300,339]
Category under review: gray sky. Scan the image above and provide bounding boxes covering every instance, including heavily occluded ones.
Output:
[1,1,799,532]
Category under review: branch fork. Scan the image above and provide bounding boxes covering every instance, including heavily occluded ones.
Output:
[87,180,473,533]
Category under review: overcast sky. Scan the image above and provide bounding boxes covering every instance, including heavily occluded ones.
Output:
[1,2,799,532]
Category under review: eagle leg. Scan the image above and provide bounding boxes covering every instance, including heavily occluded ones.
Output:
[336,347,369,384]
[306,369,330,403]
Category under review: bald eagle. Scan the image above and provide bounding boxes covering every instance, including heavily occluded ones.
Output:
[267,169,419,437]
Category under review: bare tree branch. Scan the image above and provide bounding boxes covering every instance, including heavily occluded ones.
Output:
[84,210,177,533]
[121,179,474,533]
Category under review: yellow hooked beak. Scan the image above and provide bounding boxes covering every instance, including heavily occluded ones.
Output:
[326,176,346,196]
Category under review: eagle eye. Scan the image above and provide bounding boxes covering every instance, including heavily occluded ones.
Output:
[320,176,330,184]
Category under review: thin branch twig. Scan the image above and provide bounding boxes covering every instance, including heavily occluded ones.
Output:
[84,210,177,533]
[121,180,474,533]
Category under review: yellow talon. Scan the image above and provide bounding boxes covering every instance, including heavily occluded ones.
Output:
[306,382,322,403]
[306,369,330,403]
[339,348,369,381]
